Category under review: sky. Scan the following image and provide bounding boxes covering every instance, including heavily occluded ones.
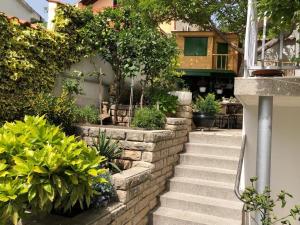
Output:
[25,0,78,20]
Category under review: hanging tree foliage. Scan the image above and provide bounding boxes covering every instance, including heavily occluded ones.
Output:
[121,0,300,54]
[55,5,179,108]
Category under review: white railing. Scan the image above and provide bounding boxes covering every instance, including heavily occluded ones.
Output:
[212,54,237,71]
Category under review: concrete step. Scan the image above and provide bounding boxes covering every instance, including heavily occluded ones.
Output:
[169,177,238,201]
[160,192,243,220]
[180,153,239,170]
[185,143,240,157]
[152,207,241,225]
[189,132,242,147]
[175,164,236,184]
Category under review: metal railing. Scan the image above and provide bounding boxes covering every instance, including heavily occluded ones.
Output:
[234,135,251,225]
[256,59,299,76]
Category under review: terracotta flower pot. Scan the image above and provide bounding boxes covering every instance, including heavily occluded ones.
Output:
[252,69,283,77]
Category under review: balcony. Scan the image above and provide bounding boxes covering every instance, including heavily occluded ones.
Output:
[212,54,238,72]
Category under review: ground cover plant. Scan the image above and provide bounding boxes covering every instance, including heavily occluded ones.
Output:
[132,107,166,129]
[0,116,108,225]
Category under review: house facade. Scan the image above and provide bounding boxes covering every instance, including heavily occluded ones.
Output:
[77,0,117,12]
[0,0,43,22]
[173,30,240,98]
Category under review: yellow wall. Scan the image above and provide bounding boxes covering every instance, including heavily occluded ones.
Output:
[159,21,175,34]
[174,31,239,74]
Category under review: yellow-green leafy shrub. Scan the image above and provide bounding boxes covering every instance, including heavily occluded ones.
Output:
[30,91,79,134]
[0,116,107,225]
[0,10,90,123]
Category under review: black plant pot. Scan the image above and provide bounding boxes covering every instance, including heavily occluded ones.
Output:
[193,112,216,129]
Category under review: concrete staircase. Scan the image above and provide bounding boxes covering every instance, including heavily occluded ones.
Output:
[152,131,243,225]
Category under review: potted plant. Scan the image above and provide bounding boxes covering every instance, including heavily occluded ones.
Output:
[193,93,221,128]
[170,87,192,106]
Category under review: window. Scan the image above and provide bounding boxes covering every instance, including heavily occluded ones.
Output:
[184,37,208,56]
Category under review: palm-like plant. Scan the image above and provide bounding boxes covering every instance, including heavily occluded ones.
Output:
[93,131,122,173]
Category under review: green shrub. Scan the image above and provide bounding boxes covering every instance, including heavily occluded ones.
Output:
[151,91,179,116]
[76,105,99,124]
[30,91,79,134]
[93,131,122,173]
[132,107,166,130]
[241,177,300,225]
[194,93,221,116]
[0,116,107,225]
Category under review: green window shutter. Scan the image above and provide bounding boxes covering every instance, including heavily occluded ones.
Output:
[184,37,208,56]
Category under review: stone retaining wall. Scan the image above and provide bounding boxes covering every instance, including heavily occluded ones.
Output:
[23,118,189,225]
[176,105,193,131]
[110,104,136,127]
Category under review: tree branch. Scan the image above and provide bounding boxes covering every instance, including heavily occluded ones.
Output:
[257,30,294,54]
[208,19,244,54]
[208,20,295,56]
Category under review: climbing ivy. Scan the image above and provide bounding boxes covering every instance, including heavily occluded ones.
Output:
[0,13,84,122]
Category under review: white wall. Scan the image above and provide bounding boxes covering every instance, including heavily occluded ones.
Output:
[243,103,300,224]
[175,21,201,32]
[0,0,41,21]
[55,56,143,107]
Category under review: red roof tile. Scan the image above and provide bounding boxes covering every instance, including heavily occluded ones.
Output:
[1,13,41,29]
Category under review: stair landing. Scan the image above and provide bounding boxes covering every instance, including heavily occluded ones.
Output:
[152,130,243,225]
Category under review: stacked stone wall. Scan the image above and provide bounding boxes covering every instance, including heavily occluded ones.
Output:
[24,118,189,225]
[79,118,188,225]
[176,105,193,131]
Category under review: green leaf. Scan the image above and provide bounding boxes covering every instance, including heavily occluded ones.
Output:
[33,166,48,174]
[12,211,19,225]
[28,189,37,202]
[0,195,10,202]
[88,169,98,176]
[70,175,78,185]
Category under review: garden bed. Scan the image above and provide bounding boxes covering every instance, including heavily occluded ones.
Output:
[20,118,189,225]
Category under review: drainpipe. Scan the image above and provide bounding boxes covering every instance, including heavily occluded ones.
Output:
[47,0,61,31]
[256,96,273,224]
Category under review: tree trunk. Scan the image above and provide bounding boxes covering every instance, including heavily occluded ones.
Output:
[99,71,103,126]
[128,76,134,127]
[139,79,146,108]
